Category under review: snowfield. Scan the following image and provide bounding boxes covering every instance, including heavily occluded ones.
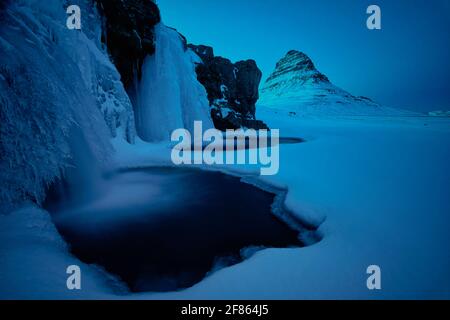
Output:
[1,107,449,299]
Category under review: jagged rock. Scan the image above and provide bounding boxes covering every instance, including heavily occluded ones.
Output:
[265,50,329,87]
[188,44,268,130]
[234,60,261,117]
[210,107,269,131]
[95,0,160,88]
[190,45,214,62]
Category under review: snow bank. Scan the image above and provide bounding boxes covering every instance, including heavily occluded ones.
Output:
[0,204,121,299]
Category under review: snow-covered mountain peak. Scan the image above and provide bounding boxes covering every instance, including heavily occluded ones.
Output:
[258,50,413,116]
[266,50,329,86]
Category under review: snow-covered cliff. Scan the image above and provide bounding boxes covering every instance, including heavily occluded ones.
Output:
[0,0,135,209]
[0,0,215,209]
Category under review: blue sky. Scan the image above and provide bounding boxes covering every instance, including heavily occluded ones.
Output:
[158,0,450,112]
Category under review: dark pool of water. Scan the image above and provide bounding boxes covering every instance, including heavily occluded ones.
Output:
[46,167,310,293]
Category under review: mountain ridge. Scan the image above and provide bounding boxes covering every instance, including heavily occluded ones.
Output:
[258,50,410,116]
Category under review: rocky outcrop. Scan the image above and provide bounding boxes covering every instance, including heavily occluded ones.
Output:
[95,0,160,88]
[259,50,383,115]
[264,50,329,88]
[188,44,268,130]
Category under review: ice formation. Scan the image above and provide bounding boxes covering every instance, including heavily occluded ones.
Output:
[132,23,214,142]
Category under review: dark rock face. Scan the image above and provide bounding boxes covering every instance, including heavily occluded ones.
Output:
[234,60,261,116]
[265,50,329,87]
[95,0,160,88]
[188,44,268,130]
[0,1,8,12]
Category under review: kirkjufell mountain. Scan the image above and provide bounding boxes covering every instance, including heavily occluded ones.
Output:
[259,50,409,115]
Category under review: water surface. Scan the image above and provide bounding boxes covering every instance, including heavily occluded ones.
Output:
[46,167,309,292]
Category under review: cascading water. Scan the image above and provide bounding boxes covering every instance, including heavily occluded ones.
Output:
[133,23,214,142]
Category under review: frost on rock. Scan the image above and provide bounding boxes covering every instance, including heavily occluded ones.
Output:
[0,0,127,210]
[66,0,137,143]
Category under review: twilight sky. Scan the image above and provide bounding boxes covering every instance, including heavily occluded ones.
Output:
[158,0,450,113]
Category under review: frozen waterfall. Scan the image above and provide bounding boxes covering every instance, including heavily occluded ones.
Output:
[133,23,214,142]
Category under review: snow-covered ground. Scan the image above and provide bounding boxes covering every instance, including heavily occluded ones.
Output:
[149,108,450,299]
[1,107,449,299]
